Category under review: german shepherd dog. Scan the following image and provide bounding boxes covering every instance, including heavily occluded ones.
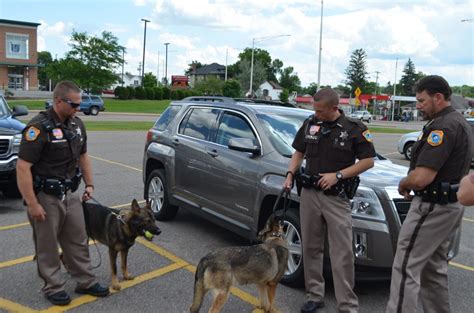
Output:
[190,216,289,313]
[82,199,161,290]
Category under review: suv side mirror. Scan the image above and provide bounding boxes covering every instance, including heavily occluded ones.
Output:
[12,105,28,117]
[228,138,260,155]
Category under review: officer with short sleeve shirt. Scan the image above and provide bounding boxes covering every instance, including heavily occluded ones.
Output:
[284,88,375,313]
[386,76,471,313]
[16,81,109,306]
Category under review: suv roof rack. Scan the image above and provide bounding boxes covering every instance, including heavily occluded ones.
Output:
[182,96,235,103]
[234,98,297,108]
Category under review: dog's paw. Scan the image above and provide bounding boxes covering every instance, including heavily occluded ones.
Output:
[111,284,121,291]
[123,275,135,281]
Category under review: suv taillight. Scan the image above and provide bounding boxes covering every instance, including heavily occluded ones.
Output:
[146,129,153,143]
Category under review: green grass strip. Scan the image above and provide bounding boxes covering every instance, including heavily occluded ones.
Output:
[368,127,415,134]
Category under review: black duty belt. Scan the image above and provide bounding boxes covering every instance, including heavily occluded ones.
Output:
[295,172,360,199]
[33,171,82,199]
[414,182,459,205]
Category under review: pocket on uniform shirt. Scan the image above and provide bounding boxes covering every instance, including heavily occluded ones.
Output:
[47,140,69,161]
[332,140,353,162]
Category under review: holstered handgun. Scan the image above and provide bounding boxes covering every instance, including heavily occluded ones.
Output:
[344,176,360,199]
[70,169,83,193]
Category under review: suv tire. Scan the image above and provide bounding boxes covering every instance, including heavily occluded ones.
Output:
[90,106,99,116]
[279,207,304,287]
[404,142,414,160]
[145,169,178,220]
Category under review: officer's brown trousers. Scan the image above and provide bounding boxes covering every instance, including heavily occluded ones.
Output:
[300,188,358,313]
[28,192,97,296]
[386,196,464,313]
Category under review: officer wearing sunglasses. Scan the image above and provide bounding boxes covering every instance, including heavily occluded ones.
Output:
[16,81,109,305]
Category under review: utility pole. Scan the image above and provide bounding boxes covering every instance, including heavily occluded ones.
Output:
[225,48,228,81]
[316,0,324,92]
[164,43,170,86]
[391,58,398,121]
[140,18,150,87]
[121,47,125,87]
[157,52,160,84]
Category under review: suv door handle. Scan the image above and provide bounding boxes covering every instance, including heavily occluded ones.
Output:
[172,139,180,146]
[206,149,218,157]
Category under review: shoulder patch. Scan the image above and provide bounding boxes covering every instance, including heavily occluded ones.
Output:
[362,130,373,142]
[427,130,444,146]
[25,126,40,141]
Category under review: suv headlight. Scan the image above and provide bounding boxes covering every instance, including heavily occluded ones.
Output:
[351,186,386,222]
[11,133,22,154]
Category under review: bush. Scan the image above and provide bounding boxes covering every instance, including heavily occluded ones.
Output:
[114,86,123,98]
[162,87,171,100]
[279,89,289,102]
[176,89,186,100]
[154,87,163,100]
[145,87,155,100]
[135,86,145,99]
[122,87,130,100]
[126,86,135,99]
[223,79,242,98]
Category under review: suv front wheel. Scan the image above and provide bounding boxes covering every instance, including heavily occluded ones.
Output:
[145,169,178,220]
[278,207,304,287]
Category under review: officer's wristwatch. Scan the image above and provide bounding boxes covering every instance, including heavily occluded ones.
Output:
[336,171,344,180]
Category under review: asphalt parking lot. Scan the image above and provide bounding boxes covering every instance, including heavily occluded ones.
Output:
[1,130,473,313]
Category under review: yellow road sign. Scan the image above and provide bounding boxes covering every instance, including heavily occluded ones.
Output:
[355,87,361,97]
[355,98,360,106]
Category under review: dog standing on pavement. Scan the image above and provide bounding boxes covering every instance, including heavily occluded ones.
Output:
[190,216,289,313]
[82,199,161,290]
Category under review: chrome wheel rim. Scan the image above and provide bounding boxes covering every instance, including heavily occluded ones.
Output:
[148,176,165,214]
[283,220,302,276]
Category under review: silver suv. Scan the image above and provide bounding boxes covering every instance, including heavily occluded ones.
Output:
[142,97,460,286]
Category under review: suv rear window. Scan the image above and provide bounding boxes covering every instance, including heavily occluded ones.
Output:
[154,105,181,131]
[179,108,219,140]
[90,96,101,102]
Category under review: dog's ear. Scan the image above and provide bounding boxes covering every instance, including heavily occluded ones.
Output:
[131,199,141,213]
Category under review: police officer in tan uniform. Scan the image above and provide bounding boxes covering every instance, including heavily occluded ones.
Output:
[386,75,471,313]
[284,88,375,313]
[16,81,109,305]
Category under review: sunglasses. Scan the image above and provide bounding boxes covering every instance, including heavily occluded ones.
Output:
[59,98,81,108]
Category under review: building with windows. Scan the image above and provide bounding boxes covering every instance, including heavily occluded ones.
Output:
[0,19,41,91]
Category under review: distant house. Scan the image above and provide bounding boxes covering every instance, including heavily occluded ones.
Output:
[258,81,283,100]
[189,63,225,87]
[110,72,141,90]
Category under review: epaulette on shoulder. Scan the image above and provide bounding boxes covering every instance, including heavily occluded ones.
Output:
[346,117,366,130]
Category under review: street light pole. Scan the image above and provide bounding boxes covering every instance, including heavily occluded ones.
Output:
[141,18,150,87]
[317,0,324,92]
[164,43,170,85]
[248,34,290,96]
[374,70,380,113]
[121,47,125,87]
[225,48,228,81]
[157,52,160,84]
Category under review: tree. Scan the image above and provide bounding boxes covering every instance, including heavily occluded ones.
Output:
[37,51,53,89]
[222,79,242,98]
[399,58,418,96]
[185,61,203,75]
[143,72,157,87]
[344,48,369,96]
[279,66,301,93]
[236,59,266,95]
[279,89,289,102]
[194,77,225,95]
[46,30,124,92]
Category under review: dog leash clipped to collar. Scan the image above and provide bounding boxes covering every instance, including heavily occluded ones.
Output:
[89,196,126,225]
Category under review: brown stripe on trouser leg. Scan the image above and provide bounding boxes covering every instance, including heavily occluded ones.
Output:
[386,197,464,313]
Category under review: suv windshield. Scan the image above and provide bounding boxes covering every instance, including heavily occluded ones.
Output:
[257,112,307,157]
[0,97,10,118]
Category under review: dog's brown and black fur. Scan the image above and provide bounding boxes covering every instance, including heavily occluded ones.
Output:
[190,216,289,313]
[83,199,161,290]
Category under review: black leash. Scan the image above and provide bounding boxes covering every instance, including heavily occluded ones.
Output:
[272,187,291,221]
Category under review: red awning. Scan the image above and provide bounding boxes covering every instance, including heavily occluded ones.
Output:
[359,94,390,101]
[296,96,313,103]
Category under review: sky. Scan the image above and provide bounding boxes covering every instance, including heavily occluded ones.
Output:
[1,0,473,89]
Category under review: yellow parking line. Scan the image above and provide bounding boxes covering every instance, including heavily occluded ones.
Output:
[89,155,142,172]
[39,262,187,313]
[449,261,474,272]
[0,222,29,231]
[463,217,474,223]
[0,297,37,313]
[0,255,34,269]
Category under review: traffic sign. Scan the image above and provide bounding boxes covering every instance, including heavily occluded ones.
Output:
[355,87,361,97]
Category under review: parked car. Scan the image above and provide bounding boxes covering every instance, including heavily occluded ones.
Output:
[0,95,28,198]
[463,107,474,118]
[351,110,372,122]
[45,94,105,116]
[142,97,461,286]
[397,117,474,161]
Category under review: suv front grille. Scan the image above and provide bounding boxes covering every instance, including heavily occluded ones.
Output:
[0,138,10,155]
[393,199,411,223]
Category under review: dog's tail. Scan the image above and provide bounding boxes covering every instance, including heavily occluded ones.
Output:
[190,258,208,313]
